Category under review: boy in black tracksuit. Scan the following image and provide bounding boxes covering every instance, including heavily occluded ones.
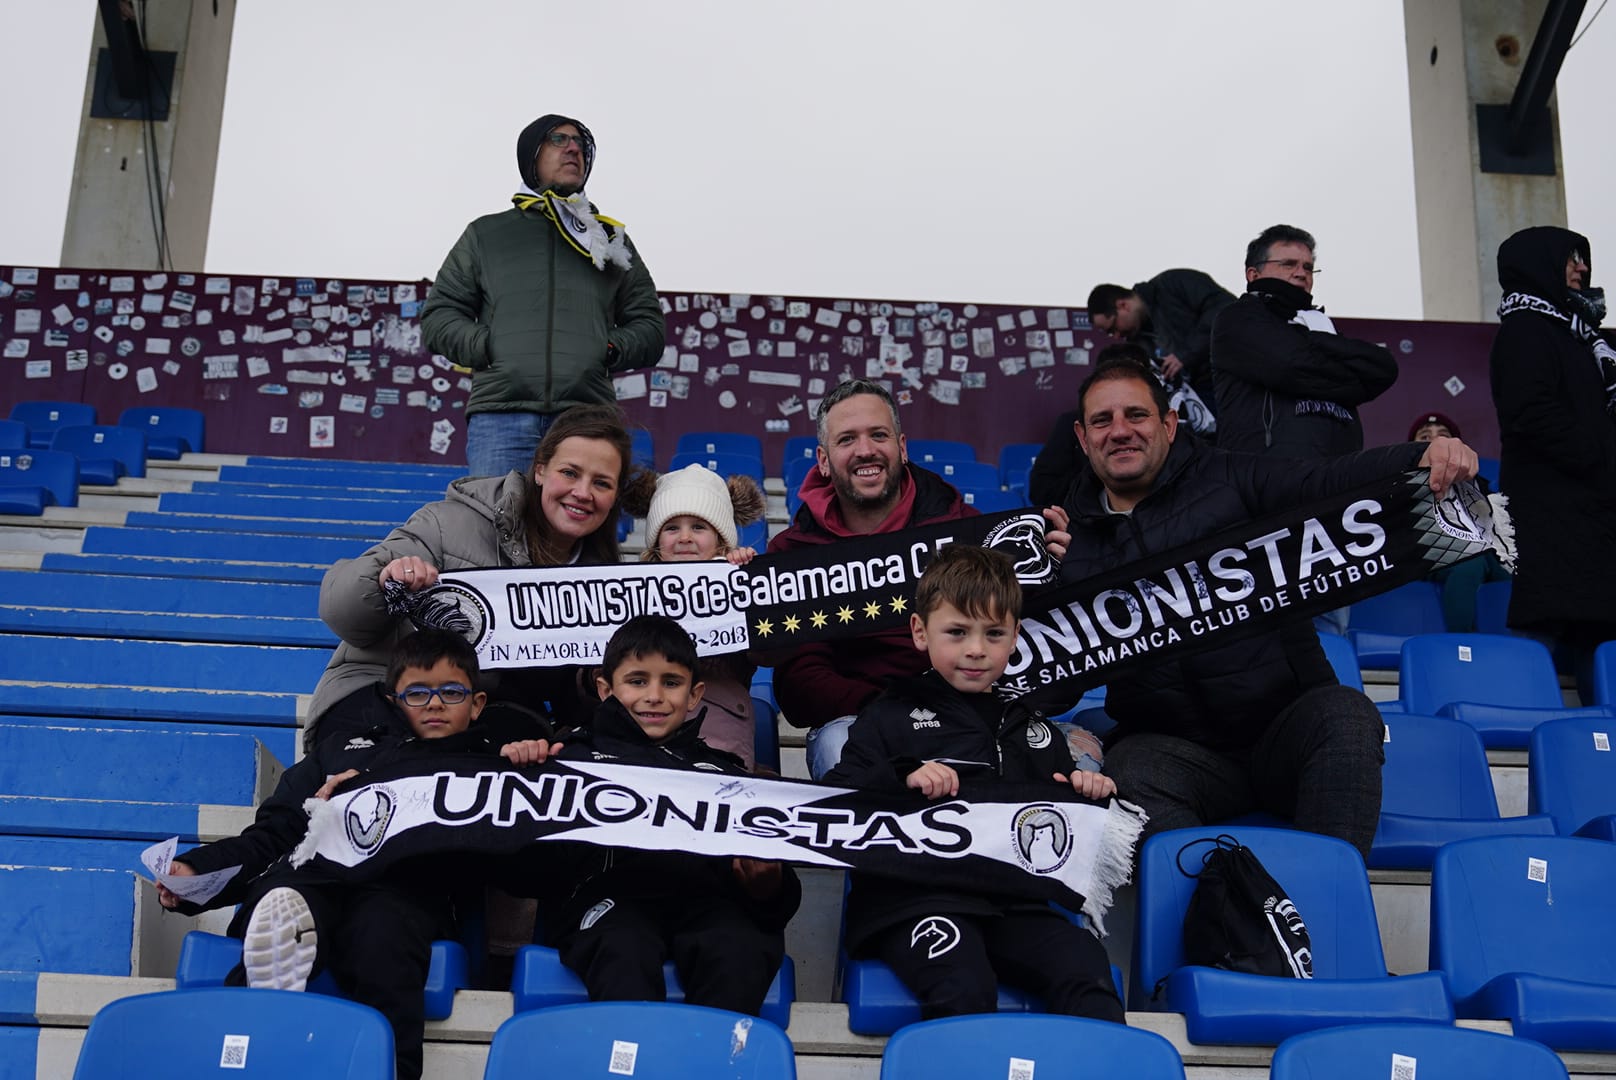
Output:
[511,615,801,1015]
[159,630,526,1080]
[824,545,1125,1023]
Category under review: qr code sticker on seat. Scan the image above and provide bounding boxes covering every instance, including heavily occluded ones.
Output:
[608,1039,638,1075]
[1008,1056,1036,1080]
[1391,1052,1416,1079]
[219,1034,249,1069]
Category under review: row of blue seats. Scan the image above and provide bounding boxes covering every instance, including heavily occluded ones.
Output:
[34,833,1616,1074]
[5,402,204,458]
[51,992,1587,1079]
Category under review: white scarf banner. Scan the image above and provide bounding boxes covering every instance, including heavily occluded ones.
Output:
[293,755,1146,930]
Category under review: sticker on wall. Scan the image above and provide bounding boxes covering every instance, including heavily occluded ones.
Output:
[309,415,334,448]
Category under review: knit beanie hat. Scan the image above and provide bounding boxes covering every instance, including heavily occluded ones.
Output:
[646,464,741,547]
[1407,411,1461,441]
[516,114,596,190]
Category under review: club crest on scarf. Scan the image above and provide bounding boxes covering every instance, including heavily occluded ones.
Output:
[911,916,962,959]
[1013,803,1073,874]
[344,784,396,855]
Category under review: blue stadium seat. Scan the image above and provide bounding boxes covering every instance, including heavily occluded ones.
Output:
[485,1001,796,1079]
[675,432,764,462]
[1590,641,1616,707]
[1431,834,1616,1050]
[750,666,776,713]
[175,931,467,1021]
[959,487,1023,512]
[1316,632,1363,691]
[929,460,999,489]
[8,401,95,450]
[1473,579,1512,635]
[121,511,386,542]
[780,434,818,478]
[1476,456,1501,490]
[1132,827,1452,1044]
[906,438,975,465]
[1270,1023,1569,1080]
[0,419,27,450]
[50,425,147,484]
[630,426,656,469]
[1399,633,1610,749]
[1529,713,1616,838]
[119,406,206,459]
[783,456,815,520]
[0,449,78,512]
[1347,581,1446,670]
[1371,713,1555,870]
[157,489,423,524]
[72,988,393,1078]
[997,442,1041,489]
[510,945,795,1031]
[752,695,781,773]
[37,552,328,587]
[881,1014,1186,1079]
[738,517,767,551]
[668,450,765,486]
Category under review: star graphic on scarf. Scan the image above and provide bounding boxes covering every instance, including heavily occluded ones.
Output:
[754,618,774,637]
[837,605,855,624]
[863,600,883,619]
[810,610,829,629]
[782,614,802,633]
[889,595,908,613]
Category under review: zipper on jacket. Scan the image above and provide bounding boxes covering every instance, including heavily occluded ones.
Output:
[543,231,556,410]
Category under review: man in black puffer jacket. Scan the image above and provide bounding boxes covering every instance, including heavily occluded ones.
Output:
[1059,358,1478,858]
[1212,224,1398,460]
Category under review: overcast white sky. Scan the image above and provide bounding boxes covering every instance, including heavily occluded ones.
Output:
[1,0,1611,320]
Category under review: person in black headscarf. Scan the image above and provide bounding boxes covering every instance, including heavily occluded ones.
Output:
[1491,226,1616,673]
[421,113,665,477]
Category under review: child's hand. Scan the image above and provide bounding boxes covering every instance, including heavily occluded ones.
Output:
[1054,770,1117,800]
[502,739,563,766]
[906,761,960,800]
[315,769,360,800]
[157,860,195,910]
[725,546,757,565]
[378,556,439,592]
[732,857,783,899]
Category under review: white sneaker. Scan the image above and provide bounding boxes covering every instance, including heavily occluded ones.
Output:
[242,886,318,991]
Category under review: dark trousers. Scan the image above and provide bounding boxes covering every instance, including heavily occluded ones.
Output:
[555,892,784,1016]
[872,908,1124,1023]
[1104,683,1385,860]
[226,874,443,1080]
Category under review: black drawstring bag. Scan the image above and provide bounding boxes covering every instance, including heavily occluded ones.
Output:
[1176,834,1313,979]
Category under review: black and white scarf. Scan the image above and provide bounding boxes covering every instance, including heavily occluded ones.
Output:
[1499,290,1616,416]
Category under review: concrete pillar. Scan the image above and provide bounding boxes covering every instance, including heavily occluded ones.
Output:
[60,0,235,270]
[1403,0,1569,322]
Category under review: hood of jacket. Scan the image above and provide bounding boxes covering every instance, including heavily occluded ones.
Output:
[1498,225,1590,310]
[446,471,532,566]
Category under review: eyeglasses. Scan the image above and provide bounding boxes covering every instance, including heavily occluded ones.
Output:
[545,132,586,149]
[396,683,472,707]
[1255,258,1320,275]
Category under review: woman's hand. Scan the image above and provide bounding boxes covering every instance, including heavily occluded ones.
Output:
[379,556,440,592]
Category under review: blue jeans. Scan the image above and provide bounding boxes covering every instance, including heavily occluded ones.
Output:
[466,411,556,478]
[806,715,857,780]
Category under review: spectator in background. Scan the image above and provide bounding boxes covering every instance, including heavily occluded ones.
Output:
[1086,269,1236,413]
[422,114,665,477]
[1407,412,1511,632]
[1490,226,1616,679]
[1212,224,1399,635]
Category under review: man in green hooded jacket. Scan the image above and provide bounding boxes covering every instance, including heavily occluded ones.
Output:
[423,113,665,476]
